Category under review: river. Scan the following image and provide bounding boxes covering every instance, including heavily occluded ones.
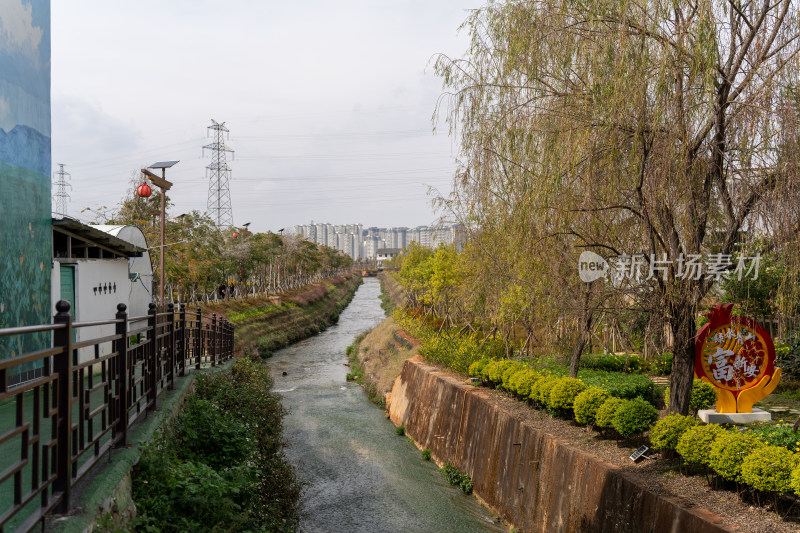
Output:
[270,278,506,533]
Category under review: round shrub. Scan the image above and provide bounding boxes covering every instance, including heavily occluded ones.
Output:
[549,377,587,412]
[595,397,626,429]
[509,369,541,399]
[612,398,659,438]
[676,424,726,466]
[689,380,717,411]
[530,376,559,408]
[741,445,798,494]
[664,379,717,411]
[487,360,515,385]
[482,360,502,382]
[468,358,490,378]
[649,414,698,452]
[500,361,525,390]
[574,387,611,426]
[506,369,526,395]
[709,431,764,483]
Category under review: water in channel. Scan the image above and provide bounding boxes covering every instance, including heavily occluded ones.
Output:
[270,278,506,533]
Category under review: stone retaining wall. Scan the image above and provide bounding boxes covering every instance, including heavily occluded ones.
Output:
[388,356,734,533]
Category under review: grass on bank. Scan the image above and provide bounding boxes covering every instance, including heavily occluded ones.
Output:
[346,330,386,408]
[227,276,362,358]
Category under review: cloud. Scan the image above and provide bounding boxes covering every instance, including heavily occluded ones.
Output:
[52,94,141,155]
[0,0,43,64]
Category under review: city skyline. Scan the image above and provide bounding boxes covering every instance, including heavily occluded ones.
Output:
[293,221,461,260]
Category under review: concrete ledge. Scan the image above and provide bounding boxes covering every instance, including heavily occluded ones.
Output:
[698,407,771,424]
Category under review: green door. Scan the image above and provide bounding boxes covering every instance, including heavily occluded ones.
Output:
[59,265,75,315]
[59,265,76,341]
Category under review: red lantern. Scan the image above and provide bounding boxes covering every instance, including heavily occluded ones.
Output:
[136,183,152,198]
[232,232,239,238]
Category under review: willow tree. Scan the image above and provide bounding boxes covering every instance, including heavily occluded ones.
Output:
[435,0,800,414]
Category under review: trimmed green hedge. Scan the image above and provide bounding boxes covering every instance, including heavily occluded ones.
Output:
[742,446,798,494]
[549,377,587,415]
[649,414,697,452]
[595,397,626,430]
[709,431,765,484]
[574,387,610,426]
[579,370,658,405]
[676,424,726,467]
[579,353,642,373]
[612,398,658,438]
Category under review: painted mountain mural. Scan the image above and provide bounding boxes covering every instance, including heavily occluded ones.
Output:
[0,0,52,365]
[0,125,50,175]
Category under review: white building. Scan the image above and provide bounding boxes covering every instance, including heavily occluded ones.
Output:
[376,248,401,269]
[51,218,153,365]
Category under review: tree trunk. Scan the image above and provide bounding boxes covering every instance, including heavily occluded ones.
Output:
[569,332,588,378]
[668,303,697,415]
[569,282,593,378]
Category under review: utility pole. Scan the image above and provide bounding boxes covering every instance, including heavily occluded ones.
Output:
[142,162,177,306]
[52,163,71,217]
[203,119,234,227]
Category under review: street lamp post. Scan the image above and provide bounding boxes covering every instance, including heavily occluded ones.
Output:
[141,160,179,306]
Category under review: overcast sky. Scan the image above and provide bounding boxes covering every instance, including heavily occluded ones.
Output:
[51,1,478,232]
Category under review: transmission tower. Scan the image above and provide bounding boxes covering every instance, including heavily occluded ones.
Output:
[52,163,71,217]
[203,119,234,227]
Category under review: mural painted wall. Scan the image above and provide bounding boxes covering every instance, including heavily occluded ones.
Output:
[0,0,51,359]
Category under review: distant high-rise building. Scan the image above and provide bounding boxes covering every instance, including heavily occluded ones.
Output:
[326,225,337,247]
[292,221,460,259]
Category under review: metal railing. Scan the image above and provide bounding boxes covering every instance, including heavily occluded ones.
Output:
[0,300,234,532]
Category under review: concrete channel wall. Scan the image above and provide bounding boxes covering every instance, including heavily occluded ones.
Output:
[388,356,734,533]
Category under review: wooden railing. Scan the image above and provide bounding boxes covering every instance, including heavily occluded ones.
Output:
[0,300,234,532]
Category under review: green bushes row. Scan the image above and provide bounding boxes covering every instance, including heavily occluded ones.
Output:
[469,358,659,407]
[468,359,660,438]
[585,396,658,438]
[649,415,800,498]
[578,352,673,375]
[579,370,659,405]
[132,355,301,532]
[579,353,643,373]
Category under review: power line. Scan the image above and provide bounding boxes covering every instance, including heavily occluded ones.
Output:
[52,163,71,217]
[204,119,234,227]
